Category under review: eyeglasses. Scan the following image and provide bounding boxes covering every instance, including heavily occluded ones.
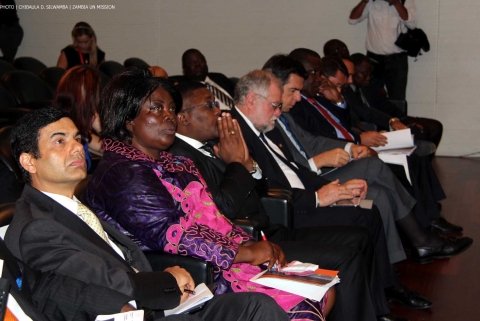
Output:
[182,100,220,112]
[307,69,322,77]
[254,93,282,111]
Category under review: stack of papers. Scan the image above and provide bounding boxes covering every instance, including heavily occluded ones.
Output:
[250,261,340,301]
[164,283,214,316]
[371,129,416,184]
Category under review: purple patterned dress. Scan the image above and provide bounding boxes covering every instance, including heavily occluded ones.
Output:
[85,139,327,320]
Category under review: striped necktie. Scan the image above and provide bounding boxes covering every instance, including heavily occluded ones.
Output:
[278,115,308,159]
[205,83,235,109]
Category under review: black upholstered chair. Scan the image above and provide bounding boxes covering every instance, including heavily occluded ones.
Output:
[40,67,66,90]
[0,60,16,81]
[13,57,47,75]
[1,70,53,109]
[98,61,124,78]
[124,58,150,68]
[0,84,19,109]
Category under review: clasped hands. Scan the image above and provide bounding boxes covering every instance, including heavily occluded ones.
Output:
[213,113,255,172]
[317,179,368,207]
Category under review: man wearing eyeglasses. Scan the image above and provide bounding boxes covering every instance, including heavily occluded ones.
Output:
[170,80,388,321]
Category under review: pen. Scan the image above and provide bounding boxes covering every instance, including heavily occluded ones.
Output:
[183,289,196,295]
[260,230,267,241]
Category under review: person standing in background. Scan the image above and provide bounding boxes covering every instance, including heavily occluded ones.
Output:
[0,0,24,63]
[349,0,416,100]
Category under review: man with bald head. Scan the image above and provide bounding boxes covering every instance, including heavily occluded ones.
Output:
[148,65,168,79]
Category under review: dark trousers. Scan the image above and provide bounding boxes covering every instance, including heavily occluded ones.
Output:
[159,292,290,321]
[0,22,23,63]
[290,205,394,319]
[367,51,408,101]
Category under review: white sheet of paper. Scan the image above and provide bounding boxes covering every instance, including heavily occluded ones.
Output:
[95,310,144,321]
[164,283,213,316]
[372,128,414,151]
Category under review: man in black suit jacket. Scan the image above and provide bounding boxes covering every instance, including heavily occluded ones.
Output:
[170,81,394,321]
[4,107,291,321]
[176,49,236,110]
[0,236,134,320]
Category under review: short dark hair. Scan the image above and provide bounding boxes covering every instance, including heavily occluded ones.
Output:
[99,67,182,143]
[349,53,371,68]
[175,81,208,112]
[288,48,321,65]
[181,48,204,67]
[262,54,308,85]
[10,107,69,184]
[323,39,350,59]
[321,56,348,78]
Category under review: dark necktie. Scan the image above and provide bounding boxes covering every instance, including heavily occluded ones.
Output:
[200,144,216,158]
[205,83,235,109]
[278,115,308,159]
[258,133,300,173]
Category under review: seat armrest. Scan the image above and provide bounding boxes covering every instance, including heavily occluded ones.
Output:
[261,189,293,227]
[144,251,214,286]
[232,219,260,240]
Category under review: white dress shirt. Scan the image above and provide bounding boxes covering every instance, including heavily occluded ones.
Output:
[349,0,417,55]
[235,107,306,190]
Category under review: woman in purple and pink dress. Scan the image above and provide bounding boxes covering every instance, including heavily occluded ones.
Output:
[84,68,334,321]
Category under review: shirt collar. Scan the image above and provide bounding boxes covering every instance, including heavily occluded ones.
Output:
[175,133,205,150]
[234,106,261,136]
[41,191,79,215]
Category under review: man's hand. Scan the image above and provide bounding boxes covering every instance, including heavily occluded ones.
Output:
[235,241,287,269]
[164,266,195,304]
[350,145,371,159]
[213,113,245,165]
[318,78,343,104]
[317,179,368,206]
[312,148,350,169]
[360,131,388,147]
[390,119,408,131]
[120,303,136,313]
[342,179,368,199]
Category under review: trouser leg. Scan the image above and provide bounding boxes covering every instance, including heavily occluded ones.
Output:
[194,292,290,321]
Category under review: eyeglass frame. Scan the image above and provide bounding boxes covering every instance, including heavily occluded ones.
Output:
[182,100,220,112]
[254,93,282,111]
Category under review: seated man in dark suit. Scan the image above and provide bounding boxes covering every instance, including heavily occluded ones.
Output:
[324,55,436,157]
[349,52,443,148]
[4,107,290,321]
[178,49,236,110]
[287,48,472,257]
[169,80,392,321]
[0,236,135,320]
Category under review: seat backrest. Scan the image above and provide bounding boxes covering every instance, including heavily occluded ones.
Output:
[98,61,124,78]
[0,60,16,81]
[124,57,150,68]
[389,99,408,115]
[13,57,47,75]
[39,67,66,90]
[0,84,18,109]
[2,70,54,103]
[0,126,22,181]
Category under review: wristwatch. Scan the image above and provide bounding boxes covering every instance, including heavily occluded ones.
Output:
[250,159,259,174]
[333,95,345,106]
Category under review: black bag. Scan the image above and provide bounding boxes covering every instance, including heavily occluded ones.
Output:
[394,0,430,58]
[395,27,430,58]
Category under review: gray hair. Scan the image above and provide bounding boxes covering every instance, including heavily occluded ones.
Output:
[234,70,282,105]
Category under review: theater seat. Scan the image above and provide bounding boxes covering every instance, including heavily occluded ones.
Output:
[13,57,47,75]
[124,58,150,68]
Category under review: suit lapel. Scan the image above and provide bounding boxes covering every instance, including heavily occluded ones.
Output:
[22,186,134,271]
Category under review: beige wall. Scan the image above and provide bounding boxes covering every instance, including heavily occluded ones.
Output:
[14,0,480,156]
